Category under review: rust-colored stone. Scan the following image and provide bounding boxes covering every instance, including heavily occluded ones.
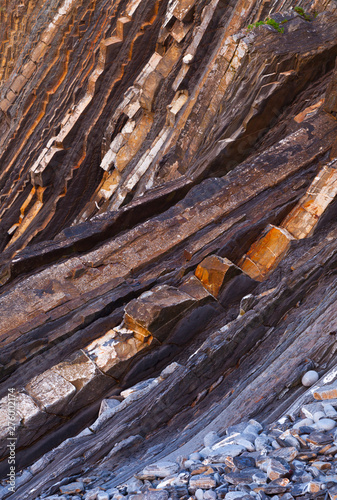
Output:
[239,226,294,281]
[195,255,241,297]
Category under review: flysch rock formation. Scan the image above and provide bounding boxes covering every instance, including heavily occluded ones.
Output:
[1,0,337,498]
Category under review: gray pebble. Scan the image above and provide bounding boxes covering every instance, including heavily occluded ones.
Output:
[204,491,217,500]
[313,411,325,423]
[301,370,319,387]
[195,488,204,500]
[316,418,336,431]
[204,431,220,448]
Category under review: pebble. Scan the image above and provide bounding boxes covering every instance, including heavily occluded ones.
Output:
[266,459,290,481]
[316,418,336,431]
[189,474,217,490]
[307,431,334,445]
[224,493,247,499]
[269,447,298,462]
[59,481,84,494]
[127,477,144,494]
[141,462,179,478]
[235,436,256,452]
[195,488,204,500]
[313,411,326,422]
[233,456,256,469]
[85,489,103,500]
[204,490,217,500]
[324,404,337,419]
[97,494,110,500]
[208,444,246,461]
[293,418,314,429]
[302,370,319,387]
[204,432,220,447]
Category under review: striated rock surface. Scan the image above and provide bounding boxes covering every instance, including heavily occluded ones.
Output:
[1,0,337,499]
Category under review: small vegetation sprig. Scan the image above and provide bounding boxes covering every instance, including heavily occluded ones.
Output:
[247,17,285,33]
[294,5,311,21]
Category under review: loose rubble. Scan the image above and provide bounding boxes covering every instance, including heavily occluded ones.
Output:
[21,378,337,500]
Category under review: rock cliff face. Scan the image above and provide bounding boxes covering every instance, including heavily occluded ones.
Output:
[1,0,337,498]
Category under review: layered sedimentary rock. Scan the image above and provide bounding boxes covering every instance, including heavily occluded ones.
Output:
[1,0,337,499]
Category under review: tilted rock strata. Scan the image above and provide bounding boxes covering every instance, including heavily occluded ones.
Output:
[1,0,337,499]
[0,0,335,256]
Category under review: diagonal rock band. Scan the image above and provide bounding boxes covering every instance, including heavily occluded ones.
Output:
[1,0,337,499]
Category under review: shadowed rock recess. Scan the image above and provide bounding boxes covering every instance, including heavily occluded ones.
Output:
[2,0,337,497]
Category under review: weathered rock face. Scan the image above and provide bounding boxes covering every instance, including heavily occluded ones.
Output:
[1,0,337,498]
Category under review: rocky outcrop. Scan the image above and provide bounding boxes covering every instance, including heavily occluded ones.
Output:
[1,0,337,499]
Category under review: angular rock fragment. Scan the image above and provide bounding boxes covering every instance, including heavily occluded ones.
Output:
[140,462,179,479]
[269,447,298,462]
[266,458,291,480]
[189,474,217,491]
[314,383,337,401]
[239,225,294,281]
[124,285,196,342]
[60,481,84,494]
[306,431,334,446]
[281,163,337,239]
[84,328,148,377]
[25,370,76,414]
[223,468,261,484]
[195,255,241,297]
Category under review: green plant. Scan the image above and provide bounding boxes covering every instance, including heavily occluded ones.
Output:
[294,5,311,21]
[247,17,285,33]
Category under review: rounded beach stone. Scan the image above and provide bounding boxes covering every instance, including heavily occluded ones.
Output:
[204,431,220,448]
[204,490,217,500]
[316,418,336,431]
[302,370,319,387]
[195,488,204,500]
[313,411,325,423]
[293,418,314,429]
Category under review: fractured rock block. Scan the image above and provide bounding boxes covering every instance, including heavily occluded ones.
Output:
[100,36,123,67]
[0,392,49,457]
[117,17,132,40]
[324,60,337,116]
[84,328,148,377]
[167,91,188,126]
[239,225,294,281]
[51,351,111,414]
[173,0,196,21]
[115,112,153,171]
[314,383,337,400]
[124,285,196,342]
[99,170,121,199]
[195,255,241,297]
[25,370,76,414]
[156,43,182,78]
[281,206,318,240]
[21,60,36,79]
[140,71,163,111]
[171,20,192,43]
[281,165,337,239]
[179,275,215,304]
[30,41,48,62]
[11,74,27,94]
